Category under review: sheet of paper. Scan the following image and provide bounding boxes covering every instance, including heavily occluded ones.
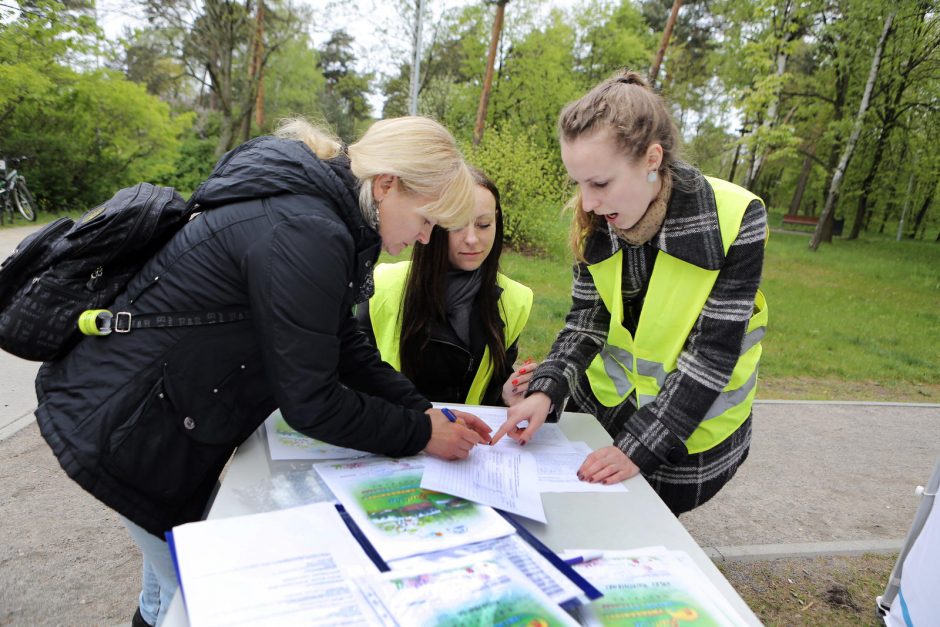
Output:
[390,534,585,607]
[170,502,388,627]
[437,404,628,493]
[421,445,546,522]
[563,547,748,627]
[367,553,580,627]
[264,409,374,461]
[536,441,628,493]
[314,457,516,561]
[432,402,573,449]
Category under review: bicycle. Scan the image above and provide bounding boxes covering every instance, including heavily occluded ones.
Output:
[1,156,38,223]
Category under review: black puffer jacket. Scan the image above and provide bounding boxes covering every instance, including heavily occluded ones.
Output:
[35,137,432,536]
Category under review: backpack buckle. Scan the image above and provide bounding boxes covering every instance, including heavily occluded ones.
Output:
[114,311,133,333]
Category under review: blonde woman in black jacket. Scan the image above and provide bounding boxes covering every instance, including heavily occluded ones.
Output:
[35,117,490,626]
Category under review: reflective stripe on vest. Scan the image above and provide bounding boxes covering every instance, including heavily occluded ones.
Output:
[368,261,533,405]
[585,177,768,454]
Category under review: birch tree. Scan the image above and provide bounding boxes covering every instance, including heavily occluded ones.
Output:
[810,9,895,250]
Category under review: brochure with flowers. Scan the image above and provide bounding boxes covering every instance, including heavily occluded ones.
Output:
[314,457,516,561]
[565,548,748,626]
[263,409,374,461]
[367,553,580,627]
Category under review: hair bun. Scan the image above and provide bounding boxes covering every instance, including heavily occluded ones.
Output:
[616,75,647,87]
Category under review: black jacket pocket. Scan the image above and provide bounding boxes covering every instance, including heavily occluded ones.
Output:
[105,375,231,505]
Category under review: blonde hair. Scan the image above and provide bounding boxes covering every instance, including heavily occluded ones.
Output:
[558,70,681,261]
[348,116,474,230]
[274,117,343,159]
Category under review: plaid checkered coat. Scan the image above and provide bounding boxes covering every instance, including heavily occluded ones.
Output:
[529,165,767,513]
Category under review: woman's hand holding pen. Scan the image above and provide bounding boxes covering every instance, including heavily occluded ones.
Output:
[490,391,551,446]
[423,408,492,460]
[578,446,640,485]
[501,358,540,406]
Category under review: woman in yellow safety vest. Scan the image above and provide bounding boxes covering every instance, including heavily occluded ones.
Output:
[492,71,768,514]
[358,167,536,406]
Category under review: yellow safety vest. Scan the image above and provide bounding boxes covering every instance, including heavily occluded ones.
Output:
[585,177,768,454]
[368,261,534,405]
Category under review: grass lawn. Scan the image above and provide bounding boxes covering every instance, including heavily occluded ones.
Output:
[499,227,940,403]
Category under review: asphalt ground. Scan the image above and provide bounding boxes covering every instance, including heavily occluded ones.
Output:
[2,223,939,624]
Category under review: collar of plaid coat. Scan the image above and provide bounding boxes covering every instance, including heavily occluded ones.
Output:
[589,163,727,272]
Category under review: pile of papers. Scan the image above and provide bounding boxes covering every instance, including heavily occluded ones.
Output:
[168,406,749,626]
[562,547,749,626]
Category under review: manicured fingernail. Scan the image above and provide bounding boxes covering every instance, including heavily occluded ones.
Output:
[512,379,519,385]
[519,368,526,374]
[577,472,583,480]
[520,439,526,446]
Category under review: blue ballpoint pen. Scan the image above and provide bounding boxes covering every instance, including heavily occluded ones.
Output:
[441,407,459,423]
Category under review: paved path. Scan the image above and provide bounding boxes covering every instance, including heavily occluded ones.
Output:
[0,226,42,440]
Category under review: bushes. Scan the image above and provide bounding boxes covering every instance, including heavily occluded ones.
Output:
[466,123,569,254]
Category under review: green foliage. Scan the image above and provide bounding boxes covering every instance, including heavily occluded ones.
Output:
[261,35,328,130]
[160,125,217,196]
[465,123,568,254]
[318,29,373,143]
[487,9,584,153]
[6,69,191,210]
[576,0,653,83]
[0,0,98,123]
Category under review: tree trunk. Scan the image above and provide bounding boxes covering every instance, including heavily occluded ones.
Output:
[789,146,816,216]
[473,1,508,146]
[746,52,789,188]
[648,0,683,85]
[895,169,915,240]
[810,10,895,251]
[217,111,235,158]
[240,1,266,142]
[253,1,266,129]
[408,0,425,115]
[846,126,884,239]
[910,182,935,238]
[727,125,747,183]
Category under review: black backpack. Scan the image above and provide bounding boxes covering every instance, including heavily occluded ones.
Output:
[0,183,195,361]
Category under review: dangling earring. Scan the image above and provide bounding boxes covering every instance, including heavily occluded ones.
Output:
[647,170,658,184]
[370,197,381,229]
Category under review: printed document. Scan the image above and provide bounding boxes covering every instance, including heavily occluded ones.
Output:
[536,440,628,493]
[263,409,373,461]
[169,502,387,626]
[433,402,572,449]
[367,553,579,627]
[390,533,585,607]
[421,444,547,522]
[563,547,749,626]
[314,457,516,561]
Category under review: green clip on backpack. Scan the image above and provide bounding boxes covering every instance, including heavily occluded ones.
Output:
[0,183,194,361]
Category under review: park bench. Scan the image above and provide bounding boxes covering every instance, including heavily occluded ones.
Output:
[781,214,819,227]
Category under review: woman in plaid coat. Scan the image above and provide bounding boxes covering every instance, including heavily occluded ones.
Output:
[492,71,768,515]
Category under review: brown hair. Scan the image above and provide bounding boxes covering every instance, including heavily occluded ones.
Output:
[399,166,508,386]
[558,70,681,261]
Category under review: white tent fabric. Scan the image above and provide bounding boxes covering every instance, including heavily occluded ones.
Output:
[878,458,940,626]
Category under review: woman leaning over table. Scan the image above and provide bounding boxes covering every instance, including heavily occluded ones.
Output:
[492,70,768,515]
[358,166,536,407]
[35,116,491,626]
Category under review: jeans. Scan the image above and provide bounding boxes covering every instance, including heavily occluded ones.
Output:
[120,516,179,627]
